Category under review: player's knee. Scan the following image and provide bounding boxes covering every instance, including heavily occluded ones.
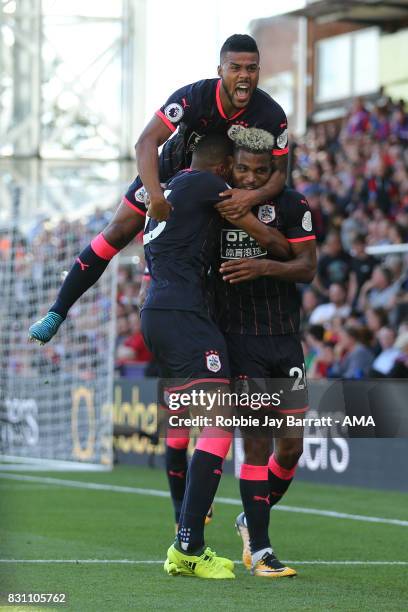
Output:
[243,436,270,465]
[275,439,303,468]
[103,221,134,250]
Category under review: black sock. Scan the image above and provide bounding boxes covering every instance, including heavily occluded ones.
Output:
[165,445,188,523]
[239,464,271,554]
[268,454,297,508]
[177,449,223,553]
[50,244,112,318]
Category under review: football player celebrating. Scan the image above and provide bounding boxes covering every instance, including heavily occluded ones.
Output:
[29,34,289,344]
[215,128,316,578]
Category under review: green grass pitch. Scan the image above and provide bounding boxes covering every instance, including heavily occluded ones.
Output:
[1,465,408,611]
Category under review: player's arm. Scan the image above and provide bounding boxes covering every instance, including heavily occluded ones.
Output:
[220,240,316,284]
[220,190,316,283]
[135,116,174,222]
[229,211,291,260]
[136,84,193,222]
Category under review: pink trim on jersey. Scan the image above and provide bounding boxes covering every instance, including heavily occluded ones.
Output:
[240,463,268,481]
[167,428,190,450]
[122,196,146,216]
[91,233,119,261]
[167,378,230,393]
[196,428,233,459]
[155,109,177,133]
[287,235,316,243]
[268,453,297,480]
[215,80,246,121]
[142,274,151,281]
[272,147,289,156]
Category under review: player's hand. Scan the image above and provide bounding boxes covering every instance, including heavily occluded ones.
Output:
[147,193,172,221]
[215,188,258,220]
[219,258,268,283]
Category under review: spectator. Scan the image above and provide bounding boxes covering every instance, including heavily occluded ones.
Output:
[358,265,400,311]
[309,283,351,326]
[329,326,375,379]
[370,327,400,376]
[348,234,377,306]
[314,231,352,296]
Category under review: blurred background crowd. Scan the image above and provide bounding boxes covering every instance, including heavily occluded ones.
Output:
[1,93,408,381]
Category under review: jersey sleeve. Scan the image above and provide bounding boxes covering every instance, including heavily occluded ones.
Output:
[282,191,316,243]
[258,99,289,157]
[156,83,194,133]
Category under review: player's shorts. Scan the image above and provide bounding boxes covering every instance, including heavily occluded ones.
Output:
[123,134,186,213]
[224,332,308,415]
[141,309,230,389]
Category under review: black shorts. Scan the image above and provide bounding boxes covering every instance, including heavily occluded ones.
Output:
[123,135,186,212]
[224,333,308,414]
[141,309,230,389]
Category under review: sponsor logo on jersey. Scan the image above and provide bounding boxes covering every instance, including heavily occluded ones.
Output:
[220,228,266,259]
[164,102,184,123]
[258,204,275,224]
[135,185,147,203]
[206,350,221,373]
[276,128,288,149]
[227,124,247,140]
[302,211,313,232]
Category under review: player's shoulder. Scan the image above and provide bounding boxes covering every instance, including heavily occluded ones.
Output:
[278,187,310,208]
[252,87,286,115]
[182,78,218,95]
[170,169,227,191]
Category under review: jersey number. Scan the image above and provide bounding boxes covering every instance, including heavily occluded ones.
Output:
[143,190,171,245]
[289,364,306,391]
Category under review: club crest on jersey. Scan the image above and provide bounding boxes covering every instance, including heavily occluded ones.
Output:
[277,129,288,149]
[205,350,221,373]
[135,185,147,203]
[302,211,313,232]
[258,204,275,224]
[164,102,184,123]
[227,124,247,140]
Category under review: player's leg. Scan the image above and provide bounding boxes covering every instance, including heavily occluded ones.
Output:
[237,433,271,568]
[228,333,298,577]
[29,181,146,344]
[268,332,307,507]
[165,425,190,530]
[141,309,234,578]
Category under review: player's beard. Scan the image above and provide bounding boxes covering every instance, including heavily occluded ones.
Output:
[221,78,248,111]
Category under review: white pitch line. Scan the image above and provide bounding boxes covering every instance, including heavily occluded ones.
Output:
[1,472,408,528]
[0,559,407,566]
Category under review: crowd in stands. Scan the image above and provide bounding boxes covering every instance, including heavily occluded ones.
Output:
[1,92,408,380]
[294,94,408,379]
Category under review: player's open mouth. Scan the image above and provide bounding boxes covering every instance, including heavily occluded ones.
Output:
[235,84,250,103]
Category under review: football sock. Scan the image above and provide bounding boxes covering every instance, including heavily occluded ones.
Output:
[50,234,118,318]
[239,464,271,554]
[177,431,232,553]
[268,453,297,507]
[165,432,189,523]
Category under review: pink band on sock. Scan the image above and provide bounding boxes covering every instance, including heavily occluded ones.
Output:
[91,233,119,261]
[240,464,269,481]
[196,428,232,459]
[268,454,297,480]
[166,428,190,450]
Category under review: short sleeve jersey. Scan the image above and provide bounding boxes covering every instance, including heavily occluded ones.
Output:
[213,188,316,336]
[143,169,228,313]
